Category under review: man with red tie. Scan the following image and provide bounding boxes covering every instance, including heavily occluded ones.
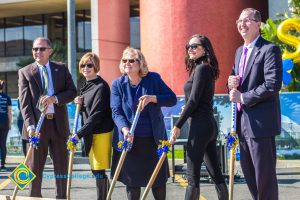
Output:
[228,8,282,200]
[18,37,76,198]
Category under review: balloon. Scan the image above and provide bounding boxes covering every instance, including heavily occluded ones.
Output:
[283,72,292,85]
[282,59,294,85]
[277,18,300,63]
[283,58,294,71]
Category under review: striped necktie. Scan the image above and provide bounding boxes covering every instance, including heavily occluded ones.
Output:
[42,65,49,95]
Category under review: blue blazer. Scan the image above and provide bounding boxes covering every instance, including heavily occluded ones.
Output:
[110,72,177,149]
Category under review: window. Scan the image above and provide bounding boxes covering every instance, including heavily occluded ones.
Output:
[5,17,23,57]
[0,19,4,57]
[130,17,140,49]
[0,10,91,57]
[24,15,44,55]
[77,10,91,52]
[44,13,65,45]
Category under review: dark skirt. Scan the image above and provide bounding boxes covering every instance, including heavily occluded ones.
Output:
[111,136,169,187]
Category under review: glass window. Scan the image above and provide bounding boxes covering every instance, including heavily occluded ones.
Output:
[76,10,85,52]
[130,17,140,49]
[84,21,91,50]
[24,15,44,55]
[5,17,23,57]
[130,0,140,17]
[84,10,91,51]
[77,21,84,52]
[76,10,91,52]
[44,13,65,45]
[0,19,4,57]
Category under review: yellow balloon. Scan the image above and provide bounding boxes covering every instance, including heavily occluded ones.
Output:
[277,18,300,63]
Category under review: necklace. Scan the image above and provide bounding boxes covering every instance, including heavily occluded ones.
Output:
[129,77,141,87]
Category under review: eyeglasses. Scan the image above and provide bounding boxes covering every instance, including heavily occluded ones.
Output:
[236,18,258,24]
[80,64,94,68]
[122,59,138,64]
[186,43,202,50]
[32,47,51,52]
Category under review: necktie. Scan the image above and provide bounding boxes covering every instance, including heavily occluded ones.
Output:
[42,66,49,95]
[237,47,248,111]
[239,47,248,83]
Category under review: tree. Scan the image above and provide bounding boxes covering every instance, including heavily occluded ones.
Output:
[16,41,67,68]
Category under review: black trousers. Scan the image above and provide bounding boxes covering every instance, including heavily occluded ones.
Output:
[186,116,225,187]
[126,184,166,200]
[186,139,225,186]
[237,112,278,200]
[0,126,9,166]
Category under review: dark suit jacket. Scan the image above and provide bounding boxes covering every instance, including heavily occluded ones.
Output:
[232,36,282,138]
[110,72,177,149]
[18,61,77,139]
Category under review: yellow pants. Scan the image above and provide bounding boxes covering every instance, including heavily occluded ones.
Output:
[89,131,113,170]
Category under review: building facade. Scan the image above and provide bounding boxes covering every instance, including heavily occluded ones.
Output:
[0,0,276,98]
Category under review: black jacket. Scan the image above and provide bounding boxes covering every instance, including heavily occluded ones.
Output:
[77,76,114,154]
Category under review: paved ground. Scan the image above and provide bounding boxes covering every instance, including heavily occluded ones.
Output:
[0,157,300,200]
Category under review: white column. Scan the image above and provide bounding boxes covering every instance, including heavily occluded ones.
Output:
[91,0,100,55]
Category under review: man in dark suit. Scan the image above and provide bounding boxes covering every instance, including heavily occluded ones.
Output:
[18,37,76,198]
[228,8,282,200]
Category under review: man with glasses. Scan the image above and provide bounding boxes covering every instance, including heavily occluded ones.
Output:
[228,8,282,200]
[18,37,76,198]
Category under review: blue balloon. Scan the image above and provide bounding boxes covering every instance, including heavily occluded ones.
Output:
[283,59,294,71]
[283,72,292,85]
[282,59,294,85]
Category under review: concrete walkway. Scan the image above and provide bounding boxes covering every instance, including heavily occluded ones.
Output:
[0,157,300,199]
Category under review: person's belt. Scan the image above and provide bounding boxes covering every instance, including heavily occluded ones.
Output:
[45,113,55,119]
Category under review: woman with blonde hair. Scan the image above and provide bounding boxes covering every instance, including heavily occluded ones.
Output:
[110,47,177,200]
[72,52,114,200]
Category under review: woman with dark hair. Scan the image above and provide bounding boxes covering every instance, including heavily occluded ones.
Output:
[0,80,12,171]
[72,52,114,200]
[170,34,228,200]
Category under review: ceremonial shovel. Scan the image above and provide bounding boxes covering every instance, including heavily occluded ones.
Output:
[66,104,81,200]
[11,113,46,200]
[141,138,173,200]
[106,101,143,200]
[227,102,238,200]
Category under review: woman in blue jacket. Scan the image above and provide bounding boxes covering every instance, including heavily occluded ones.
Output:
[110,47,177,200]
